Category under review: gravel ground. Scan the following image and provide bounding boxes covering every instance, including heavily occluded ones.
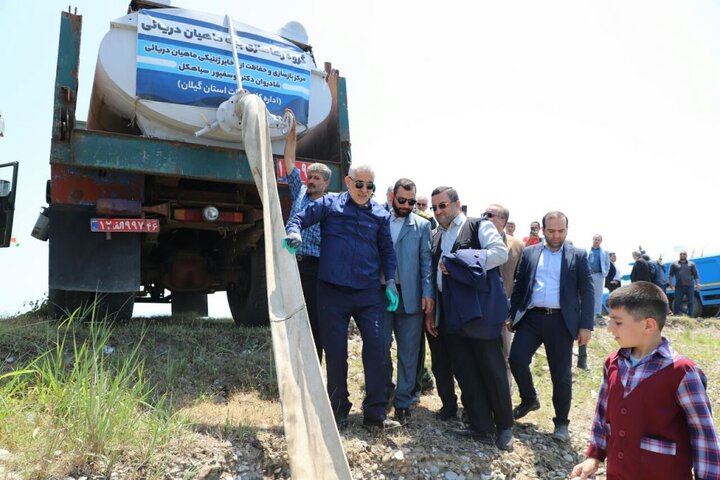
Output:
[4,317,718,479]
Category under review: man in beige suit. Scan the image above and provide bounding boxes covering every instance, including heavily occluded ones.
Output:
[484,204,524,390]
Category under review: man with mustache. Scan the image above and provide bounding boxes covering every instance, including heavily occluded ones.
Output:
[382,178,433,425]
[283,113,331,363]
[285,164,400,431]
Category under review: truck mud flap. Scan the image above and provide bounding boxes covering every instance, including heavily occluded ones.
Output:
[49,205,140,292]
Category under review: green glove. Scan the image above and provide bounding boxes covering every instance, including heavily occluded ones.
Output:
[386,279,399,312]
[282,232,302,254]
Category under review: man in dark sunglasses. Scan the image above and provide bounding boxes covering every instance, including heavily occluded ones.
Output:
[284,164,401,431]
[382,178,434,425]
[282,111,331,363]
[426,186,514,450]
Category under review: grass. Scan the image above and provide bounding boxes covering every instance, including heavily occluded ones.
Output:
[0,306,278,479]
[1,304,719,479]
[0,311,185,479]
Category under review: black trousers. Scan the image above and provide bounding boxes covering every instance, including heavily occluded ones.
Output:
[298,257,322,363]
[509,310,574,426]
[447,333,513,433]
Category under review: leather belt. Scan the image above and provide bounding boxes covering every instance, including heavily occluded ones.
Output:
[296,254,319,262]
[529,307,561,315]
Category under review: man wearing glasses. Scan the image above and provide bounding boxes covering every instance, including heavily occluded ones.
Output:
[284,164,401,431]
[425,186,513,450]
[483,204,524,390]
[382,178,433,425]
[282,113,331,363]
[414,195,437,230]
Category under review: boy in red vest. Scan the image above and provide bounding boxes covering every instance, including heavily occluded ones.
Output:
[570,281,720,480]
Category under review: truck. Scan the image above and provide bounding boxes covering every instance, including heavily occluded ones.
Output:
[35,3,351,324]
[602,254,720,318]
[0,162,19,248]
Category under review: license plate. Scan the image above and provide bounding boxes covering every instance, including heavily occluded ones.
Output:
[90,218,160,232]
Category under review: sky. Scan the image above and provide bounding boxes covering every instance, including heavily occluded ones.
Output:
[1,0,720,317]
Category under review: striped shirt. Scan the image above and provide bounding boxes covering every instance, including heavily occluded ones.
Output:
[589,337,720,479]
[287,167,321,258]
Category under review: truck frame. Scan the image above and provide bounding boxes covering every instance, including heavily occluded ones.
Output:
[43,7,351,324]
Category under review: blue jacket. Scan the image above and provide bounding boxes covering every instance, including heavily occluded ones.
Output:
[510,243,594,336]
[441,249,509,338]
[286,191,396,289]
[394,213,433,315]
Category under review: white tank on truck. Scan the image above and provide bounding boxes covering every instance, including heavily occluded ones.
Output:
[88,6,333,154]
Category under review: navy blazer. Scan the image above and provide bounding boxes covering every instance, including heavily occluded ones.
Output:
[441,249,509,338]
[509,243,594,336]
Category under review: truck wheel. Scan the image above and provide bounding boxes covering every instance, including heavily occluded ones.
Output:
[48,288,94,320]
[48,289,134,323]
[227,246,269,327]
[171,292,209,316]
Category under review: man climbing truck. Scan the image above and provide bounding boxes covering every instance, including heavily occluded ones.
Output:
[35,2,351,324]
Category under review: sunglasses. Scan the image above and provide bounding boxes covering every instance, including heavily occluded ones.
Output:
[416,202,427,207]
[348,177,375,191]
[396,197,417,206]
[431,202,450,211]
[348,176,375,192]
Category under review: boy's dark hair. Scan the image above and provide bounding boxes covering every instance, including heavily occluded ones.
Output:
[606,281,668,330]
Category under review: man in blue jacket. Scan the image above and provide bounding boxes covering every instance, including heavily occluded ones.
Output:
[507,211,594,442]
[426,186,513,450]
[285,164,401,431]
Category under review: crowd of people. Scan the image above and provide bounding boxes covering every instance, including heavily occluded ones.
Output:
[278,113,719,478]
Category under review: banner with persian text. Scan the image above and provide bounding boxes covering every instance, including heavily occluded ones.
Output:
[136,9,311,123]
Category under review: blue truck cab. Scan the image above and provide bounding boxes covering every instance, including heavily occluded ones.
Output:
[602,254,720,318]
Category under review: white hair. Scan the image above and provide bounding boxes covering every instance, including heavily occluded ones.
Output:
[347,164,375,178]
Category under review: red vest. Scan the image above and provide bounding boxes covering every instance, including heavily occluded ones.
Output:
[604,352,695,480]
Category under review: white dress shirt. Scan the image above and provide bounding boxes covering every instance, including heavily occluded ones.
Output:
[436,213,508,292]
[529,245,563,309]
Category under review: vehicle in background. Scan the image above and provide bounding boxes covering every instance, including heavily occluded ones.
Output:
[665,254,720,318]
[32,3,350,324]
[601,254,720,318]
[0,162,19,248]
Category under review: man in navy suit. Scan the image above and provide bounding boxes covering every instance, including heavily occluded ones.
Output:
[507,211,594,442]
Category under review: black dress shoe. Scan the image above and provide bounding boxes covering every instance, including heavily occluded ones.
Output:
[512,399,540,420]
[395,407,411,425]
[577,358,588,370]
[434,406,458,421]
[552,424,570,442]
[496,428,514,451]
[363,417,401,431]
[449,426,495,445]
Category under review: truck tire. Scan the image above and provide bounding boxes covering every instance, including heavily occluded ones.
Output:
[48,288,94,321]
[227,246,269,327]
[171,292,209,316]
[48,289,134,323]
